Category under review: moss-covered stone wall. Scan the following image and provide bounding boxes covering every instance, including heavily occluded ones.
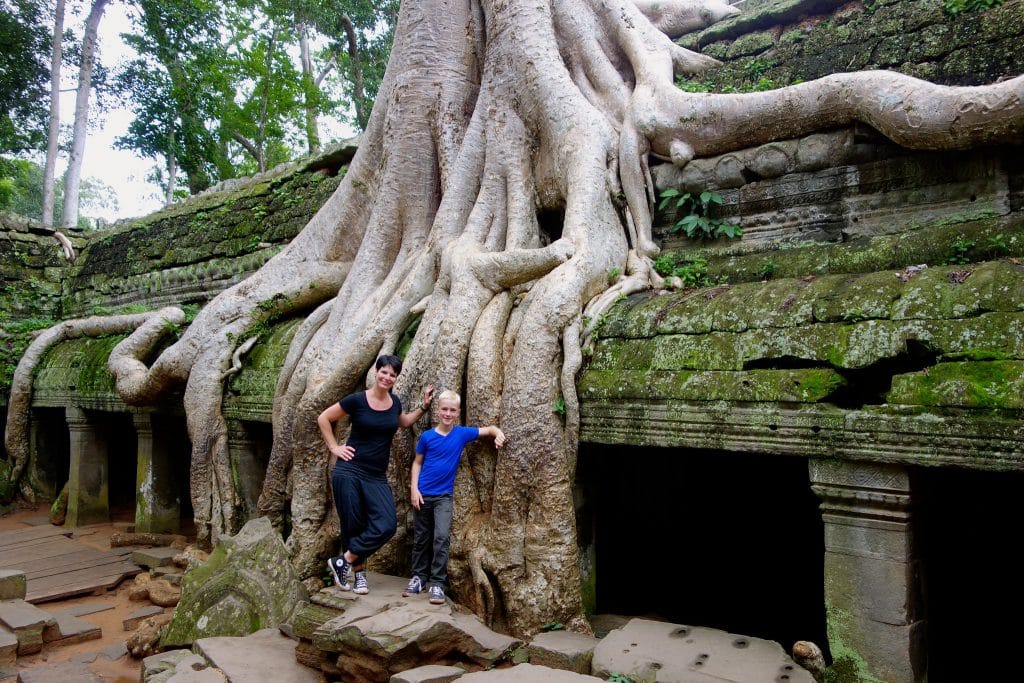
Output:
[682,0,1024,90]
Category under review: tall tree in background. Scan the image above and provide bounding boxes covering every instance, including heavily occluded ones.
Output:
[60,0,111,228]
[41,0,66,227]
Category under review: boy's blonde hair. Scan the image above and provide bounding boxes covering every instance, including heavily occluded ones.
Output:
[437,389,461,406]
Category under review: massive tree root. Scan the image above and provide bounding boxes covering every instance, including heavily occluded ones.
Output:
[6,0,1023,636]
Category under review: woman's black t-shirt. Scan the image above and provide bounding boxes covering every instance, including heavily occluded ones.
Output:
[334,391,403,479]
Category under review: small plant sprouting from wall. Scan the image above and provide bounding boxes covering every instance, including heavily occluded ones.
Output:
[758,259,776,280]
[653,253,725,289]
[944,0,1003,18]
[946,236,976,265]
[658,189,741,240]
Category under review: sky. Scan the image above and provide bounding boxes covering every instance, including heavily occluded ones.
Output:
[53,2,354,224]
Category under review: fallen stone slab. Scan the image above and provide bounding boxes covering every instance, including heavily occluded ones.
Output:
[1,629,17,667]
[456,663,603,681]
[124,605,165,631]
[15,660,101,683]
[592,619,815,683]
[0,600,57,655]
[131,547,180,568]
[53,603,114,618]
[389,663,467,682]
[194,628,321,683]
[526,630,598,674]
[0,572,25,601]
[313,585,521,681]
[46,611,101,645]
[141,648,226,683]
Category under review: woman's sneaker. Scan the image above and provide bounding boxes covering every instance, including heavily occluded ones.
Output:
[428,585,445,605]
[327,556,351,591]
[353,570,369,594]
[402,575,424,596]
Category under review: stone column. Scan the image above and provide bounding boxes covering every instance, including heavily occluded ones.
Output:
[809,459,925,683]
[133,412,180,533]
[226,420,266,525]
[65,406,108,527]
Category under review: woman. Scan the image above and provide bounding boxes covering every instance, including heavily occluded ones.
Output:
[317,354,434,594]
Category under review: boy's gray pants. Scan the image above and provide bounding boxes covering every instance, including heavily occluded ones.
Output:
[412,493,453,588]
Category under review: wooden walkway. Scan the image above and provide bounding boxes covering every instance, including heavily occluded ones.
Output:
[0,524,142,603]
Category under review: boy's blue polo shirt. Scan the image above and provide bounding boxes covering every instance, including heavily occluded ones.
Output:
[415,425,479,495]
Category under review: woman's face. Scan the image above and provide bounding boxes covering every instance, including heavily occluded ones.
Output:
[375,364,399,390]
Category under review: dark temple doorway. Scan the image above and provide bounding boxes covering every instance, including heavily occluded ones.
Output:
[913,467,1024,682]
[580,444,828,657]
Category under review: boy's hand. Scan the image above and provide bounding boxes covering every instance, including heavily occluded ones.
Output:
[411,488,424,510]
[493,428,506,448]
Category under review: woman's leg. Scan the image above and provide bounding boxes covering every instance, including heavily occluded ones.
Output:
[347,477,397,560]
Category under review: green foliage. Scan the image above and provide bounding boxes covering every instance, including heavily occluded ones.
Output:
[607,266,621,284]
[653,253,723,288]
[985,232,1008,258]
[552,397,566,416]
[757,258,776,280]
[944,0,1003,17]
[0,157,117,228]
[540,621,565,632]
[946,236,976,265]
[0,0,50,154]
[658,189,741,240]
[607,675,636,683]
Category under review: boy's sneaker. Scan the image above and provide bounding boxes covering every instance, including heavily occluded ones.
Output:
[353,570,369,595]
[327,555,351,591]
[428,585,445,605]
[402,575,423,596]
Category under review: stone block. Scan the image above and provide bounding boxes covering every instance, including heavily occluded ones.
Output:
[0,572,25,601]
[15,661,101,683]
[131,547,180,568]
[194,628,321,682]
[0,600,57,655]
[389,664,467,682]
[124,605,165,631]
[456,663,603,681]
[526,630,598,674]
[592,619,813,683]
[1,629,17,667]
[47,611,101,645]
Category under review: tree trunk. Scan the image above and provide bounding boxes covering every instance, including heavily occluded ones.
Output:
[61,0,111,229]
[9,0,1024,639]
[165,128,177,205]
[298,21,322,154]
[41,0,65,228]
[339,14,366,130]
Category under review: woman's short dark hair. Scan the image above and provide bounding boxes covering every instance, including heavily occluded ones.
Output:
[376,354,403,375]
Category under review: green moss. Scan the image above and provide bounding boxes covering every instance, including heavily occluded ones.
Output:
[888,361,1024,408]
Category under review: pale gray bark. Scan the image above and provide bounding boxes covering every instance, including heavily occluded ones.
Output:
[41,0,65,228]
[61,0,110,229]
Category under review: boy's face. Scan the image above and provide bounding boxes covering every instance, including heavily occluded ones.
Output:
[438,398,460,427]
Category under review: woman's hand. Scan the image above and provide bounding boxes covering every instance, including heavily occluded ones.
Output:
[422,384,435,409]
[331,444,355,461]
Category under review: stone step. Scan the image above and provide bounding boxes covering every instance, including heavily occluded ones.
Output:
[0,572,25,602]
[131,547,179,569]
[0,600,58,655]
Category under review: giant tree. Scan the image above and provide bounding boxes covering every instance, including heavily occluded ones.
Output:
[6,0,1024,637]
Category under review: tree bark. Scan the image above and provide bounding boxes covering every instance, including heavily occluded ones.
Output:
[61,0,111,229]
[41,0,65,228]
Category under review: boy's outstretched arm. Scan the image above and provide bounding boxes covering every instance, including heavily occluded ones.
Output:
[479,426,505,448]
[410,453,425,510]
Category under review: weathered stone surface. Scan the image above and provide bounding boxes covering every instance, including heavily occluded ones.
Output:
[526,630,598,675]
[591,619,813,683]
[132,547,181,569]
[0,628,16,667]
[142,648,225,683]
[0,572,25,601]
[389,664,468,683]
[124,605,165,631]
[456,663,602,681]
[0,600,57,655]
[45,611,101,645]
[127,613,173,659]
[194,628,321,683]
[311,574,520,682]
[15,661,101,683]
[147,579,182,607]
[161,517,307,648]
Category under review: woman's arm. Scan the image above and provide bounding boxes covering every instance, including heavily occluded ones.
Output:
[478,425,506,448]
[317,402,354,462]
[398,384,435,428]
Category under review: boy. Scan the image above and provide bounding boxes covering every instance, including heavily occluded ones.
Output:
[403,390,505,604]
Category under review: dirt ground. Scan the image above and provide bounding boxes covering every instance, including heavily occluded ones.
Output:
[2,502,186,682]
